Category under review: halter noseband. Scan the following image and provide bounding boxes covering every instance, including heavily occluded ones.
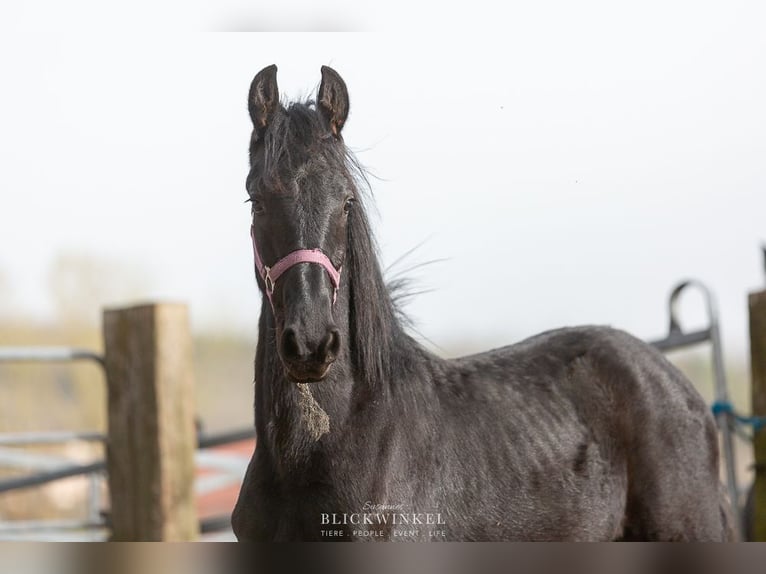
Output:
[250,225,342,307]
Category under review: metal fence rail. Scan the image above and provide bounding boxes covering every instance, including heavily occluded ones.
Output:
[0,346,108,539]
[0,345,254,540]
[0,431,106,446]
[0,347,104,365]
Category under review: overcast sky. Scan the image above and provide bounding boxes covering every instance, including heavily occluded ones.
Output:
[0,4,764,360]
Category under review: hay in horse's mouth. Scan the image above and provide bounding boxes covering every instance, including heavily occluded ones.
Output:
[296,382,330,440]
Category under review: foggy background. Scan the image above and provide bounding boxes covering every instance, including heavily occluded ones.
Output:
[0,0,763,538]
[1,26,764,355]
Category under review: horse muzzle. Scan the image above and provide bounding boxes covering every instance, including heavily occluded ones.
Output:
[279,325,340,383]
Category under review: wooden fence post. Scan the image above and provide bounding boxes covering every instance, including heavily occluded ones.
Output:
[751,290,766,541]
[102,303,199,541]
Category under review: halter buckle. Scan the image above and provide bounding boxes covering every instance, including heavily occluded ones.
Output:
[263,266,274,294]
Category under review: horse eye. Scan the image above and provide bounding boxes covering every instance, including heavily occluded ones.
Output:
[252,199,265,216]
[343,198,355,214]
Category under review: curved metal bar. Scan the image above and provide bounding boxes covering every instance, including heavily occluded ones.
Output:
[667,279,718,336]
[650,280,718,351]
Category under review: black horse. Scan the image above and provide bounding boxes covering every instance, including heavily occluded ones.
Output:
[232,65,734,541]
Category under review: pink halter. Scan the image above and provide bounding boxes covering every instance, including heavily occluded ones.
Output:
[250,225,342,306]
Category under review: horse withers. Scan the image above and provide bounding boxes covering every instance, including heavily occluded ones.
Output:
[232,64,735,542]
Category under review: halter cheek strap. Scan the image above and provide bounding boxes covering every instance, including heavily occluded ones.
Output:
[250,225,342,306]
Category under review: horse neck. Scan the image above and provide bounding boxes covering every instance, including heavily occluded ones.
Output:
[253,275,359,474]
[252,218,423,474]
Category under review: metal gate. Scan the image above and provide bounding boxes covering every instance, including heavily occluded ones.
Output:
[649,279,754,539]
[0,347,254,541]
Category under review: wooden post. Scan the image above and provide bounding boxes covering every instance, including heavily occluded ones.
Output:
[102,303,199,541]
[751,290,766,541]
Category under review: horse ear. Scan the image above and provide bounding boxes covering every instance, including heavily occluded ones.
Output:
[248,64,279,138]
[318,66,349,137]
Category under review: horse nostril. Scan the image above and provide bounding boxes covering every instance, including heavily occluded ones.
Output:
[280,327,303,362]
[318,328,341,363]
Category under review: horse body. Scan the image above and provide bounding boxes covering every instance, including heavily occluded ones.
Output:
[232,65,732,541]
[235,319,727,541]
